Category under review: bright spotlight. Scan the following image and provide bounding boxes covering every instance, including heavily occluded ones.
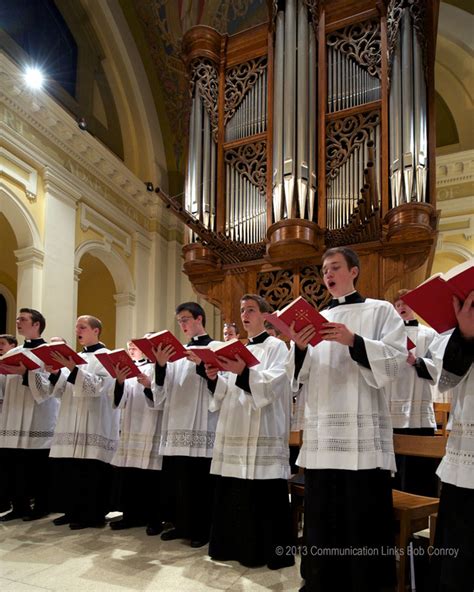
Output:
[24,66,45,90]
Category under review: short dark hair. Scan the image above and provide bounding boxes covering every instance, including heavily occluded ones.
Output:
[393,289,410,304]
[0,334,18,347]
[240,294,272,313]
[19,308,46,334]
[176,302,206,327]
[322,247,360,283]
[78,315,102,337]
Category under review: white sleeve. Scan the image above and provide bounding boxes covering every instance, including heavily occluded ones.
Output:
[247,340,291,409]
[358,304,407,390]
[28,369,55,403]
[72,360,114,399]
[208,373,229,412]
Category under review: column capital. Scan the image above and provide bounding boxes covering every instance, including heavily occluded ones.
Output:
[14,246,44,269]
[114,292,136,307]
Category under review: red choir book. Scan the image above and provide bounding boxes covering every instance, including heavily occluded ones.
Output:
[189,338,260,370]
[131,330,187,364]
[31,342,87,371]
[263,296,328,347]
[94,349,142,379]
[401,261,474,333]
[0,349,41,373]
[407,337,416,351]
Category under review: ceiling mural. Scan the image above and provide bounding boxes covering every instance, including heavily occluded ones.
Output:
[127,0,268,180]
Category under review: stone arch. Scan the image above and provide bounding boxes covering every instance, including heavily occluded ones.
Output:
[74,240,134,295]
[0,183,42,250]
[74,240,135,347]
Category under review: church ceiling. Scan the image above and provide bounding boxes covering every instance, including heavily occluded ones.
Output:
[120,0,269,180]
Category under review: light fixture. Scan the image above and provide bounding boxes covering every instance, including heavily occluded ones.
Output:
[145,182,154,192]
[23,66,45,90]
[78,117,87,131]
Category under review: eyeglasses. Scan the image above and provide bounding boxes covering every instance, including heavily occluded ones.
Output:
[176,316,194,324]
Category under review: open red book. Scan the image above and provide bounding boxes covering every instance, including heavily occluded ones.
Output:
[0,349,41,374]
[189,339,260,370]
[95,349,142,379]
[401,261,474,333]
[131,330,187,364]
[263,296,328,347]
[31,342,87,371]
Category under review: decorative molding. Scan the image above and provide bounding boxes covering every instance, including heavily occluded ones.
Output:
[43,166,82,207]
[80,203,132,256]
[133,231,153,253]
[224,57,267,130]
[14,246,44,268]
[189,58,219,139]
[0,146,38,201]
[74,266,82,283]
[224,141,267,193]
[0,52,173,237]
[327,19,381,78]
[114,292,136,307]
[436,236,473,260]
[436,150,474,187]
[438,213,474,241]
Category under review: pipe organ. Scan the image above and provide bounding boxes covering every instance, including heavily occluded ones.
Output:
[157,0,440,327]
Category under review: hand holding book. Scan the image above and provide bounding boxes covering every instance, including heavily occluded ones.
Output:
[454,290,474,340]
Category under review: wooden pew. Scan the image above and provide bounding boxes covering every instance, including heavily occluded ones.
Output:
[393,434,448,592]
[434,402,451,437]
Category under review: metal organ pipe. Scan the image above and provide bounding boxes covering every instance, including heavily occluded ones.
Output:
[389,35,402,207]
[272,10,285,223]
[283,0,297,219]
[413,23,427,203]
[401,9,414,203]
[296,0,309,219]
[308,24,317,221]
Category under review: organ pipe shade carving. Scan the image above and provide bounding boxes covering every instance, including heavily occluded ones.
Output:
[224,57,267,139]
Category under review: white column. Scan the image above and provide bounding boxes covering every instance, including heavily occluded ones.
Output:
[40,168,80,341]
[14,246,44,313]
[133,231,152,337]
[114,292,136,348]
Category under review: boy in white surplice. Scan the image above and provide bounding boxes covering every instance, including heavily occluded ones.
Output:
[204,294,294,570]
[0,309,58,522]
[287,247,407,592]
[430,290,474,592]
[151,302,217,548]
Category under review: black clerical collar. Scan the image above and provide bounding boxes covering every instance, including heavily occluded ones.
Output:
[404,320,419,326]
[135,358,148,366]
[327,291,365,309]
[187,334,211,346]
[82,342,105,353]
[248,331,269,345]
[23,338,46,349]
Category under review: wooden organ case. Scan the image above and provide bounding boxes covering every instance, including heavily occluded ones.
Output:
[157,0,440,328]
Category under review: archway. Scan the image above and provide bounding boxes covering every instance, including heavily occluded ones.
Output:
[75,241,135,349]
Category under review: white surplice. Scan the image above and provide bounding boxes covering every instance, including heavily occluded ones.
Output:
[432,334,474,489]
[0,345,59,449]
[111,362,163,471]
[210,335,292,480]
[287,299,407,471]
[385,323,439,428]
[48,349,118,463]
[152,358,218,458]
